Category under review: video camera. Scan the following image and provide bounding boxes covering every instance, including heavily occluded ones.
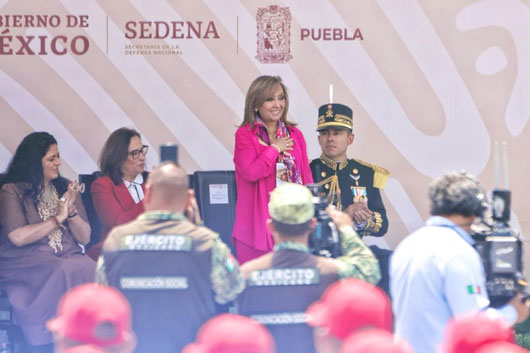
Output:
[472,143,526,307]
[306,184,341,258]
[472,189,526,307]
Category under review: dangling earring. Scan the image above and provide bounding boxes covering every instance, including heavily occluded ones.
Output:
[254,108,258,112]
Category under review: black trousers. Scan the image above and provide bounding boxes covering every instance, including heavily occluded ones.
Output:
[369,245,393,299]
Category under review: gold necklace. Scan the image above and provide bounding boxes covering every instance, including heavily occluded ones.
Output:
[36,184,63,253]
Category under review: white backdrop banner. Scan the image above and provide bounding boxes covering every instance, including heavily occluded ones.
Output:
[1,0,530,266]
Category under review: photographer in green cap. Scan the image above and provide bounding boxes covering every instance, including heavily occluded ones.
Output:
[236,183,380,353]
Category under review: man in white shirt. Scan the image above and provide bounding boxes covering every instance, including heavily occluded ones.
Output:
[390,171,529,353]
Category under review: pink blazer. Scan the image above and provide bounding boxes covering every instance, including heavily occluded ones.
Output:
[87,175,145,260]
[232,124,313,251]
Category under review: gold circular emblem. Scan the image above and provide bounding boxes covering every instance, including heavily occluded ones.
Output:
[321,172,326,177]
[324,184,329,189]
[353,168,359,174]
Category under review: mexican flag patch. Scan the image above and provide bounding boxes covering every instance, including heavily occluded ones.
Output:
[467,285,481,294]
[225,254,236,273]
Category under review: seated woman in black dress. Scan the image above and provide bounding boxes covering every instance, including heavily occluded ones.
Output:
[0,132,95,352]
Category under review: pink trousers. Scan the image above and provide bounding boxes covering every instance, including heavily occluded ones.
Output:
[235,239,271,265]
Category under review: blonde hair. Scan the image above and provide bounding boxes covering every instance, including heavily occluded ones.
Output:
[239,75,296,128]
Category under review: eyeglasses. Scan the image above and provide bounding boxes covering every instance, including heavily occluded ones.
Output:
[128,145,149,160]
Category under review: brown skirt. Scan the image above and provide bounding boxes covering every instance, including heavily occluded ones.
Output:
[0,246,95,345]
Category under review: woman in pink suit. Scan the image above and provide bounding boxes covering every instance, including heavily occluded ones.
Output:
[232,75,313,264]
[87,128,148,260]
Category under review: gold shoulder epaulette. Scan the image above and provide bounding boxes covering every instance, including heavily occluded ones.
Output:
[353,159,390,189]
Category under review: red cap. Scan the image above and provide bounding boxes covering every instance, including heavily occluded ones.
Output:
[182,314,275,353]
[47,283,132,347]
[475,342,528,353]
[440,311,515,353]
[306,278,392,340]
[62,345,106,353]
[341,329,413,353]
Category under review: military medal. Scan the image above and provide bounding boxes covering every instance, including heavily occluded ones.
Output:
[351,186,367,197]
[351,186,367,202]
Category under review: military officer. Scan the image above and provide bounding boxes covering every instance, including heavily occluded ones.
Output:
[310,103,392,295]
[310,103,389,237]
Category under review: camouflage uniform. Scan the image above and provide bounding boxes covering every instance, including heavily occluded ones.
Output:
[265,182,379,281]
[236,184,379,353]
[96,211,244,353]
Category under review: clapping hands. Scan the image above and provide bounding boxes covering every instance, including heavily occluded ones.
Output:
[345,197,373,224]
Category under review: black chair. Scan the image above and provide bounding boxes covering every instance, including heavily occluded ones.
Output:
[187,174,194,190]
[79,170,234,252]
[0,290,16,353]
[192,171,237,254]
[79,171,102,250]
[0,175,15,351]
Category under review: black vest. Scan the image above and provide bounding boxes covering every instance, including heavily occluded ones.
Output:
[103,227,218,353]
[237,249,341,353]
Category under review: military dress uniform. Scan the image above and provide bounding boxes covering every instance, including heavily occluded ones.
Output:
[311,102,392,294]
[310,103,389,237]
[310,156,389,237]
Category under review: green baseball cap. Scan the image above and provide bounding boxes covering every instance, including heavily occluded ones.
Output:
[269,183,315,224]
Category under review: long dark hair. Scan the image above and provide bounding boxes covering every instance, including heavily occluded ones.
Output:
[2,131,68,200]
[99,128,141,185]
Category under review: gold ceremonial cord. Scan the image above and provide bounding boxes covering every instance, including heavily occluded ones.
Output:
[317,174,342,211]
